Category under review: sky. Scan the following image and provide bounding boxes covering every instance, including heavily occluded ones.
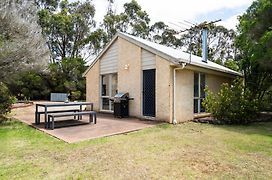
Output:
[91,0,254,30]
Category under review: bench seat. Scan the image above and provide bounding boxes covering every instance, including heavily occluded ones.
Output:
[48,111,96,130]
[35,109,80,124]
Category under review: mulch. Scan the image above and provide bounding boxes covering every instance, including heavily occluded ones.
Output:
[193,112,272,125]
[11,102,34,109]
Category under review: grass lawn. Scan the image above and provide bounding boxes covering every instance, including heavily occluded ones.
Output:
[0,119,272,179]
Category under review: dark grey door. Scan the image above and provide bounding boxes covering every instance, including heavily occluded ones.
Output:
[142,69,156,117]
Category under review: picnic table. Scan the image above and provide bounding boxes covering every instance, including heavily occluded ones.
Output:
[35,102,93,129]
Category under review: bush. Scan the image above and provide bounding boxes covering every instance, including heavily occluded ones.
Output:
[203,79,259,124]
[0,82,15,115]
[6,71,50,100]
[70,91,81,101]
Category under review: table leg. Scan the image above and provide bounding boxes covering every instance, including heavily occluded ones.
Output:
[44,106,48,129]
[35,105,38,124]
[80,105,82,120]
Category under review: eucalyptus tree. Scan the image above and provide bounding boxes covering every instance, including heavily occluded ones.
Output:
[0,0,49,80]
[150,21,182,48]
[180,24,237,64]
[37,0,96,62]
[236,0,272,101]
[102,0,151,41]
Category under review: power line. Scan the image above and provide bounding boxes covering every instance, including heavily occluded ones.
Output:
[177,19,222,33]
[168,22,187,31]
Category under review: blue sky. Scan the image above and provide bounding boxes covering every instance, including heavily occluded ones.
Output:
[91,0,254,30]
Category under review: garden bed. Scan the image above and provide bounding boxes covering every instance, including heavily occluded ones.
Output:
[193,112,272,124]
[11,101,34,109]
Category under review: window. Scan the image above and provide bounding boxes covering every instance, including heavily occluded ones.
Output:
[101,73,118,111]
[194,72,206,113]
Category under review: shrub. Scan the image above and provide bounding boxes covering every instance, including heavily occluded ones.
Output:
[203,79,259,124]
[70,91,81,101]
[261,89,272,112]
[6,71,50,100]
[0,82,15,115]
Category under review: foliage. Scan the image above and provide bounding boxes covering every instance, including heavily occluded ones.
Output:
[150,21,182,48]
[37,0,96,62]
[261,88,272,111]
[86,28,108,55]
[47,57,87,100]
[6,71,50,100]
[224,59,240,71]
[123,0,150,38]
[4,57,87,101]
[236,0,272,103]
[34,0,60,11]
[203,79,259,124]
[102,0,150,41]
[0,82,15,115]
[181,24,237,63]
[0,0,49,79]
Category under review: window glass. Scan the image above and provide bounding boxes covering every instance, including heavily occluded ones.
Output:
[200,99,205,112]
[193,72,206,113]
[102,75,109,96]
[194,73,199,97]
[110,100,114,111]
[102,98,109,110]
[200,74,206,98]
[111,73,118,96]
[101,73,118,111]
[194,99,198,113]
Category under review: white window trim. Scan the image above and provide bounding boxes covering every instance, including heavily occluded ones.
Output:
[100,73,117,112]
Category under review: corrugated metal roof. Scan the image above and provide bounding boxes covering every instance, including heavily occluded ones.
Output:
[119,32,242,76]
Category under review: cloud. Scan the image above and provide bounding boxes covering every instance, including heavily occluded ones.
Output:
[91,0,253,29]
[218,14,241,30]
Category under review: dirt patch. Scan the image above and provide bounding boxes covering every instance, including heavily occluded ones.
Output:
[12,102,34,109]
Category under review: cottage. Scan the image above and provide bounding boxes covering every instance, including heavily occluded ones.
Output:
[83,32,241,123]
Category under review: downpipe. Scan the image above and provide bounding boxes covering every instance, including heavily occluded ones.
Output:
[172,62,187,125]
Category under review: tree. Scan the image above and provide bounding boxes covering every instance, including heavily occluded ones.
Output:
[47,57,87,100]
[34,0,60,11]
[86,29,108,55]
[7,71,50,100]
[102,0,150,41]
[0,82,15,116]
[38,0,96,62]
[0,0,49,80]
[236,0,272,102]
[180,24,237,64]
[150,21,182,48]
[123,0,150,38]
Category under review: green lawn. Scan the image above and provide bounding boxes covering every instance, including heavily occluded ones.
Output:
[0,119,272,179]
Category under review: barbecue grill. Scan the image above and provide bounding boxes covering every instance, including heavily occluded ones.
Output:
[112,92,133,118]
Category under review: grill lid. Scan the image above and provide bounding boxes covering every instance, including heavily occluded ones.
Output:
[114,92,128,98]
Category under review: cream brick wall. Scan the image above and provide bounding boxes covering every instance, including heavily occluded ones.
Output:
[175,69,194,122]
[117,37,141,116]
[156,55,172,122]
[206,74,232,93]
[86,60,100,111]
